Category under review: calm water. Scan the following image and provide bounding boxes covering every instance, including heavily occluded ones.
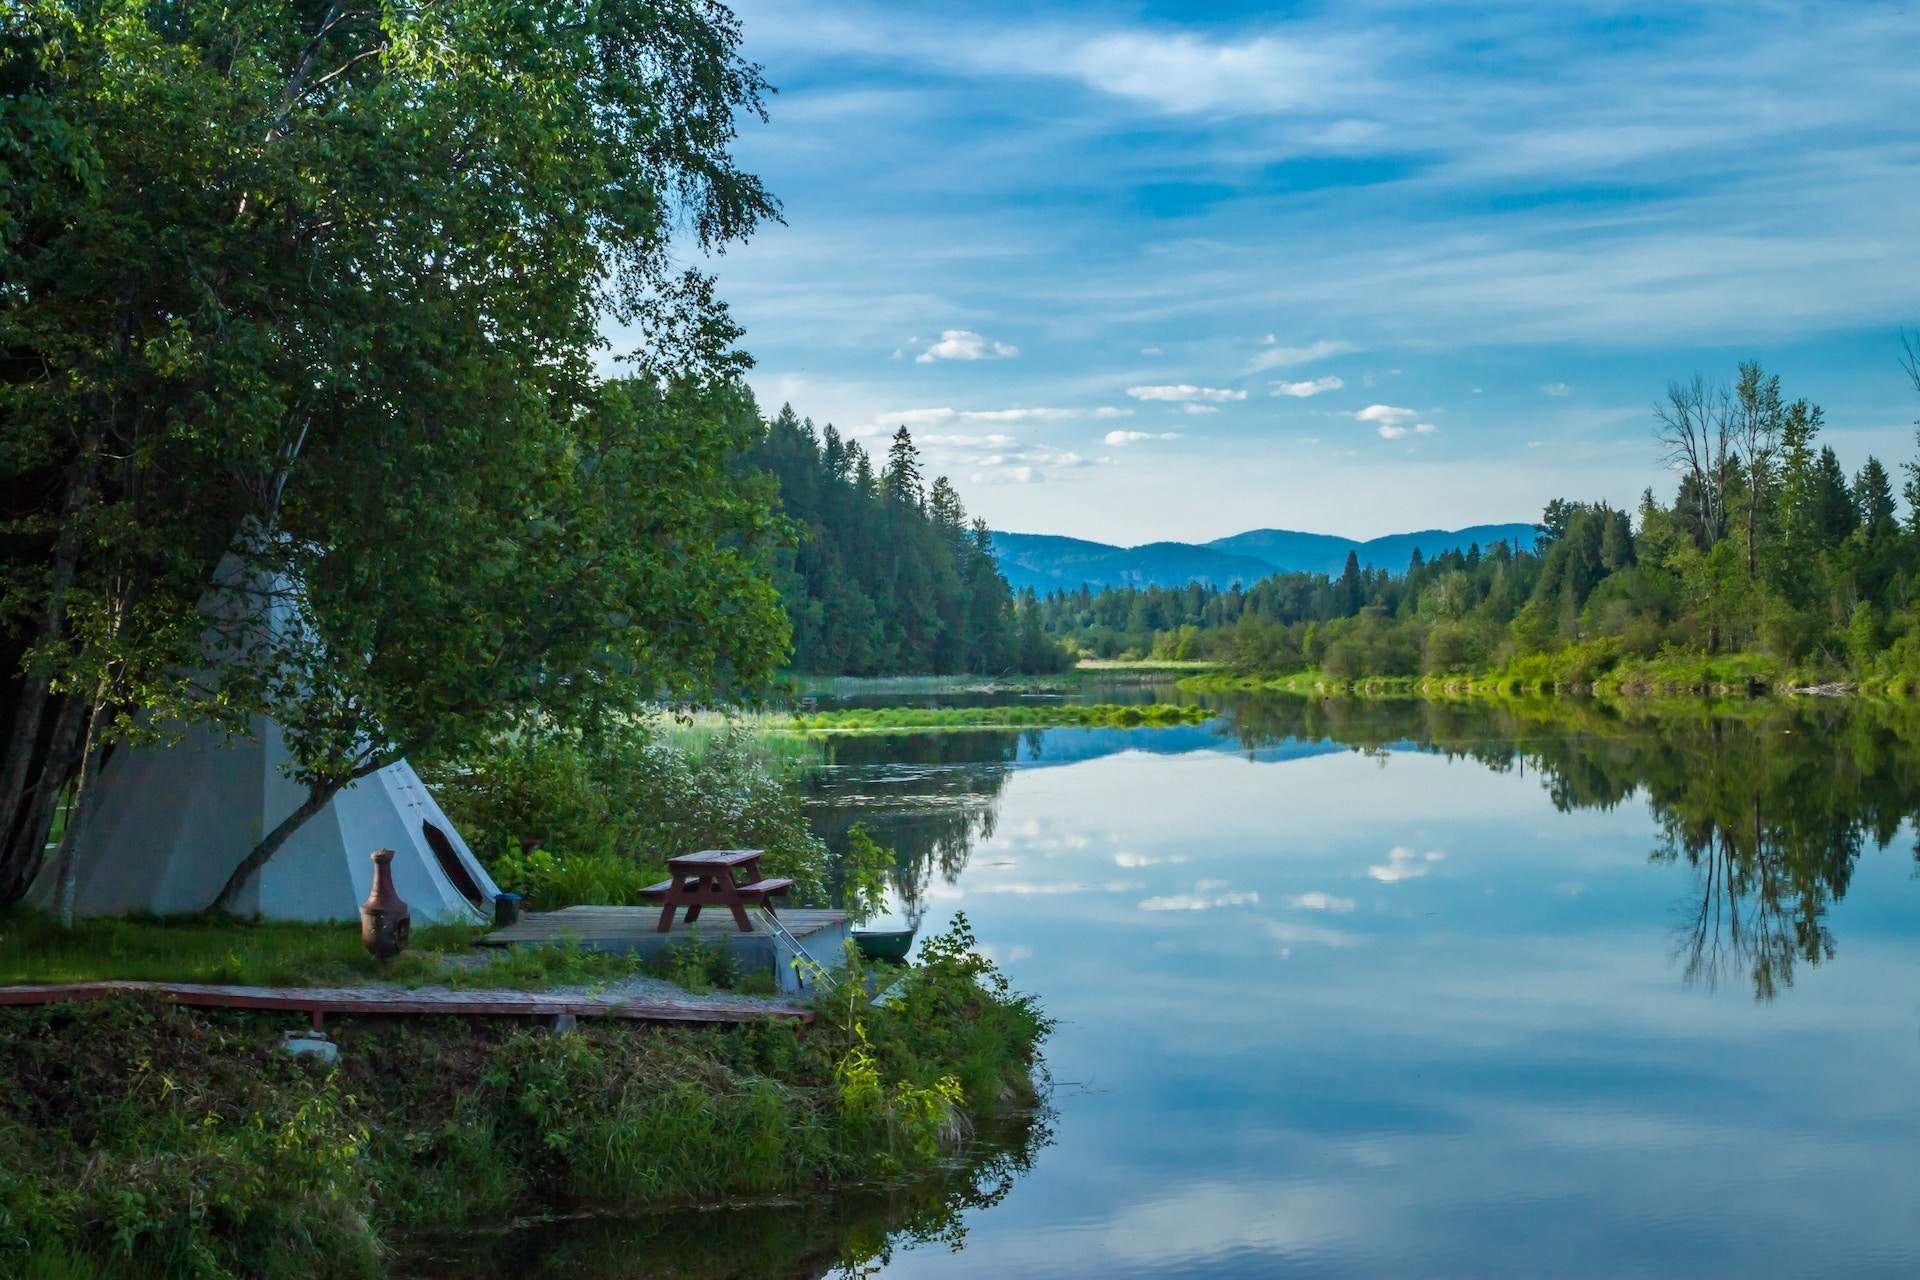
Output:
[486,692,1920,1278]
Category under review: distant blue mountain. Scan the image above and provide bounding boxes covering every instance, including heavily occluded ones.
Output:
[991,523,1540,593]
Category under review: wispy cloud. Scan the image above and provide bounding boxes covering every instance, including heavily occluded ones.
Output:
[1367,847,1445,883]
[1353,404,1417,425]
[1542,382,1572,397]
[1114,852,1190,867]
[1273,375,1345,398]
[1105,430,1183,445]
[1286,891,1355,912]
[1139,889,1261,911]
[1249,338,1358,374]
[1128,385,1247,403]
[915,329,1018,363]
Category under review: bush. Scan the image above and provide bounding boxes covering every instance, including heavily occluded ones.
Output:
[430,719,831,903]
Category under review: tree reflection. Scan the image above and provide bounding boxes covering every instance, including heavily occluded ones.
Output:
[1214,692,1920,1001]
[802,730,1023,924]
[799,690,1919,1000]
[403,1110,1052,1279]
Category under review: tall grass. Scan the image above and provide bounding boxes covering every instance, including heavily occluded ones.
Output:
[785,702,1212,733]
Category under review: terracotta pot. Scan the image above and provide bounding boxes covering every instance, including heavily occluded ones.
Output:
[360,848,411,960]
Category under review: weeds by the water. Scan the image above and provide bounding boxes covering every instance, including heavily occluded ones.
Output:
[0,916,1050,1279]
[785,702,1212,733]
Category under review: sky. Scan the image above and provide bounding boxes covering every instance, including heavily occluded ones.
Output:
[634,1,1920,544]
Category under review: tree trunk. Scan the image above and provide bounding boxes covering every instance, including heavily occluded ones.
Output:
[209,778,345,915]
[0,436,102,888]
[53,707,105,929]
[0,697,86,905]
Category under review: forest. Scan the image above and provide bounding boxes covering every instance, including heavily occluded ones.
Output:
[1038,358,1920,690]
[751,409,1069,675]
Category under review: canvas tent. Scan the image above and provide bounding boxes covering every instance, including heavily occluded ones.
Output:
[27,542,500,923]
[28,714,500,922]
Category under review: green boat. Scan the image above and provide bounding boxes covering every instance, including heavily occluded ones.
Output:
[852,928,916,963]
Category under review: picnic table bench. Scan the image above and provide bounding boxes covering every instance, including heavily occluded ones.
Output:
[640,849,793,932]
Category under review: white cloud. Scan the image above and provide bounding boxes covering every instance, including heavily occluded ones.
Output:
[1139,345,1164,356]
[1377,424,1408,439]
[863,406,1124,434]
[1105,430,1183,445]
[1542,382,1573,396]
[1127,384,1247,403]
[1273,375,1345,398]
[1248,338,1357,373]
[1367,847,1446,883]
[1061,32,1360,117]
[915,328,1018,363]
[1353,404,1417,425]
[1138,890,1261,911]
[1114,852,1189,868]
[1286,891,1356,913]
[1183,403,1219,415]
[1414,422,1437,434]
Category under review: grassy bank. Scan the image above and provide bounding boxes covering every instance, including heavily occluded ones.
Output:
[0,913,802,996]
[0,917,1049,1279]
[1178,646,1877,700]
[784,702,1214,733]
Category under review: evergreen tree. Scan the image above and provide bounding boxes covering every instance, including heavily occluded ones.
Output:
[748,411,1064,674]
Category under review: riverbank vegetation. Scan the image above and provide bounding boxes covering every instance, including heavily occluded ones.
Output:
[785,703,1214,733]
[0,918,1051,1279]
[1040,357,1920,694]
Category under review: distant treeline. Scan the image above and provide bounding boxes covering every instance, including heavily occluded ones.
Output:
[752,409,1069,675]
[1039,355,1920,686]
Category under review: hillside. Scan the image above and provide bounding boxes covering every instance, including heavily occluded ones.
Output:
[992,523,1541,592]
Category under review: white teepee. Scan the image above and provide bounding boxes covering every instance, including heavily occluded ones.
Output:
[28,715,499,922]
[28,544,500,923]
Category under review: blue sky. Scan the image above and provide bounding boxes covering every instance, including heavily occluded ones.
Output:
[664,2,1920,543]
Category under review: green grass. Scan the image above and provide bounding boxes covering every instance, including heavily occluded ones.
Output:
[652,710,826,775]
[1179,646,1842,701]
[0,917,1050,1278]
[0,912,668,992]
[1072,658,1223,671]
[782,702,1214,733]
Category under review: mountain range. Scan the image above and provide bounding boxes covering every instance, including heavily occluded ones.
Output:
[990,523,1541,593]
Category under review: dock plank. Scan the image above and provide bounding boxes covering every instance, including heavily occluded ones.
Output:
[0,980,812,1025]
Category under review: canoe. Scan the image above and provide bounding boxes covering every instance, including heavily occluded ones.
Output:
[852,928,916,963]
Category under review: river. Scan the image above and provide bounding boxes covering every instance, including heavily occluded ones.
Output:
[492,687,1920,1277]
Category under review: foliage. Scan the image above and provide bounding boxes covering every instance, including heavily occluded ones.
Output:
[750,413,1071,674]
[429,719,832,904]
[836,823,897,926]
[0,0,789,910]
[0,918,1050,1275]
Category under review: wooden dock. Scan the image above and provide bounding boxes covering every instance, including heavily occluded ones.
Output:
[483,906,854,997]
[0,980,813,1029]
[482,905,848,947]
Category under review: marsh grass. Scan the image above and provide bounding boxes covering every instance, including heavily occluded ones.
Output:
[784,702,1212,733]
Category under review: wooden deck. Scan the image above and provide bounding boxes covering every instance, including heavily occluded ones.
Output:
[483,905,848,948]
[0,980,813,1028]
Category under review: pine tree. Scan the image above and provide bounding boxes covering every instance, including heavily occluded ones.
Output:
[882,427,923,508]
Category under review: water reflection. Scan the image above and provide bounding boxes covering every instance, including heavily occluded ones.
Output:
[487,693,1920,1277]
[817,691,1920,1001]
[407,1115,1050,1279]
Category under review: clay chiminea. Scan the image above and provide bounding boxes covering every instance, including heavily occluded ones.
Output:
[360,848,411,960]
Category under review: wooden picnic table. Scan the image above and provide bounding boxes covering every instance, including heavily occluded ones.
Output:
[640,849,793,933]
